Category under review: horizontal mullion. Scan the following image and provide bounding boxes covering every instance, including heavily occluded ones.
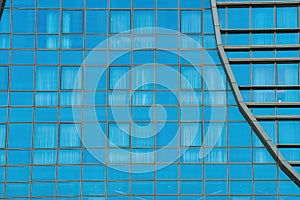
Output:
[224,45,300,51]
[239,85,300,90]
[229,57,300,63]
[216,1,300,7]
[221,28,300,34]
[256,115,300,120]
[246,102,300,108]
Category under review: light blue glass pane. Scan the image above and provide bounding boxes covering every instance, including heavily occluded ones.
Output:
[0,125,5,148]
[32,183,55,197]
[36,67,58,90]
[110,11,130,33]
[0,67,8,90]
[11,67,34,90]
[181,35,202,48]
[229,148,252,162]
[181,11,202,33]
[204,148,226,163]
[132,66,154,90]
[13,10,35,33]
[277,7,298,28]
[205,181,228,194]
[156,91,178,105]
[10,108,32,122]
[83,166,105,180]
[254,181,277,194]
[36,50,59,65]
[277,50,298,58]
[32,166,56,181]
[38,10,59,33]
[0,34,9,48]
[228,8,249,29]
[279,121,300,144]
[254,148,274,163]
[132,106,153,121]
[204,35,216,48]
[181,106,202,121]
[61,35,83,48]
[0,50,10,65]
[86,0,107,8]
[134,11,154,34]
[109,67,130,89]
[8,150,31,164]
[280,181,300,194]
[180,91,202,105]
[34,124,57,148]
[108,166,130,180]
[252,64,274,85]
[61,50,83,64]
[107,182,130,195]
[205,164,227,179]
[181,0,202,8]
[13,0,35,7]
[35,108,58,122]
[132,123,154,147]
[218,8,226,29]
[61,67,82,90]
[86,11,107,34]
[7,166,30,182]
[62,0,83,8]
[109,124,130,147]
[6,184,30,197]
[58,166,80,180]
[156,123,178,146]
[0,10,10,32]
[252,90,274,102]
[37,35,59,48]
[231,64,250,86]
[252,8,274,29]
[157,0,178,8]
[277,64,298,85]
[12,50,34,64]
[181,123,202,147]
[33,150,56,164]
[157,11,178,31]
[230,181,252,194]
[35,92,58,106]
[229,164,252,180]
[181,67,202,89]
[132,182,154,194]
[0,108,7,122]
[278,108,300,116]
[62,11,83,33]
[228,122,251,146]
[58,150,81,164]
[133,51,154,64]
[84,67,107,90]
[276,33,299,45]
[156,181,178,194]
[181,181,202,194]
[82,182,105,195]
[252,50,274,58]
[228,106,244,120]
[254,164,276,180]
[110,0,131,8]
[60,124,81,148]
[134,0,155,8]
[38,0,60,8]
[57,182,80,196]
[8,124,32,148]
[252,33,274,45]
[12,35,34,48]
[132,92,154,105]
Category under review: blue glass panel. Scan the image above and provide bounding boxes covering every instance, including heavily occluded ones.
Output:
[57,182,80,196]
[8,124,32,148]
[132,123,154,147]
[231,64,250,86]
[58,150,81,164]
[279,121,300,144]
[35,92,58,106]
[38,0,60,8]
[86,11,107,34]
[61,67,82,90]
[58,166,80,180]
[82,166,105,180]
[252,33,274,45]
[32,166,56,181]
[110,11,130,33]
[254,181,277,194]
[10,108,32,122]
[33,150,56,164]
[132,182,154,194]
[0,125,5,148]
[109,67,130,89]
[180,0,202,8]
[34,124,57,148]
[110,0,131,8]
[132,107,153,121]
[180,164,202,179]
[277,7,298,28]
[32,183,55,197]
[276,33,299,45]
[254,164,276,180]
[8,150,31,164]
[132,92,154,105]
[0,10,10,32]
[230,181,252,194]
[229,164,252,180]
[156,181,178,194]
[205,164,227,179]
[7,166,30,182]
[132,66,154,90]
[37,35,59,48]
[12,50,34,64]
[108,166,130,180]
[205,181,228,194]
[12,35,34,48]
[181,11,202,33]
[0,34,9,48]
[218,8,226,29]
[13,10,35,33]
[181,123,202,146]
[181,181,202,194]
[62,0,83,8]
[252,8,274,29]
[134,0,155,8]
[82,182,105,195]
[157,11,178,31]
[277,64,298,86]
[229,148,252,162]
[11,67,34,90]
[109,124,130,147]
[0,67,8,90]
[181,67,202,89]
[156,123,178,146]
[107,182,130,195]
[38,10,60,33]
[6,183,30,197]
[157,0,178,8]
[228,8,249,29]
[252,64,274,86]
[86,0,107,8]
[134,11,154,34]
[36,67,58,90]
[60,124,81,148]
[62,11,83,33]
[228,123,251,146]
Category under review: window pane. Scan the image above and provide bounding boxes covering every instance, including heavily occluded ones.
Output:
[252,64,274,86]
[11,67,34,90]
[181,11,202,33]
[157,0,178,8]
[252,33,274,45]
[277,7,298,28]
[0,125,5,148]
[36,67,58,90]
[228,8,249,29]
[276,33,299,45]
[133,11,154,34]
[279,121,300,144]
[157,11,178,31]
[108,124,130,147]
[61,67,82,90]
[132,67,154,90]
[110,11,130,33]
[277,64,298,86]
[252,8,274,29]
[181,67,202,89]
[13,10,35,33]
[8,124,32,148]
[231,64,250,86]
[0,67,8,90]
[62,11,83,33]
[38,10,60,33]
[60,124,81,148]
[34,124,57,148]
[181,123,202,146]
[86,11,107,34]
[109,67,130,90]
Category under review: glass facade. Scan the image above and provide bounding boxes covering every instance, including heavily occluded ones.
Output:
[0,0,299,199]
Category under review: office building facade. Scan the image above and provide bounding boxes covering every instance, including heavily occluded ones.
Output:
[0,0,299,199]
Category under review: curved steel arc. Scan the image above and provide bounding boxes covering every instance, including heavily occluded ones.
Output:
[210,0,300,187]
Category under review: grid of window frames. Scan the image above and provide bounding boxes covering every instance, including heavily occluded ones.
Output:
[217,0,300,196]
[0,0,299,199]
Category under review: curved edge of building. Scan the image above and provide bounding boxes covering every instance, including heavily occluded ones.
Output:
[210,0,300,188]
[0,0,6,20]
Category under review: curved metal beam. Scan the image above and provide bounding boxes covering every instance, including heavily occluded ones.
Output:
[0,0,6,20]
[210,0,300,187]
